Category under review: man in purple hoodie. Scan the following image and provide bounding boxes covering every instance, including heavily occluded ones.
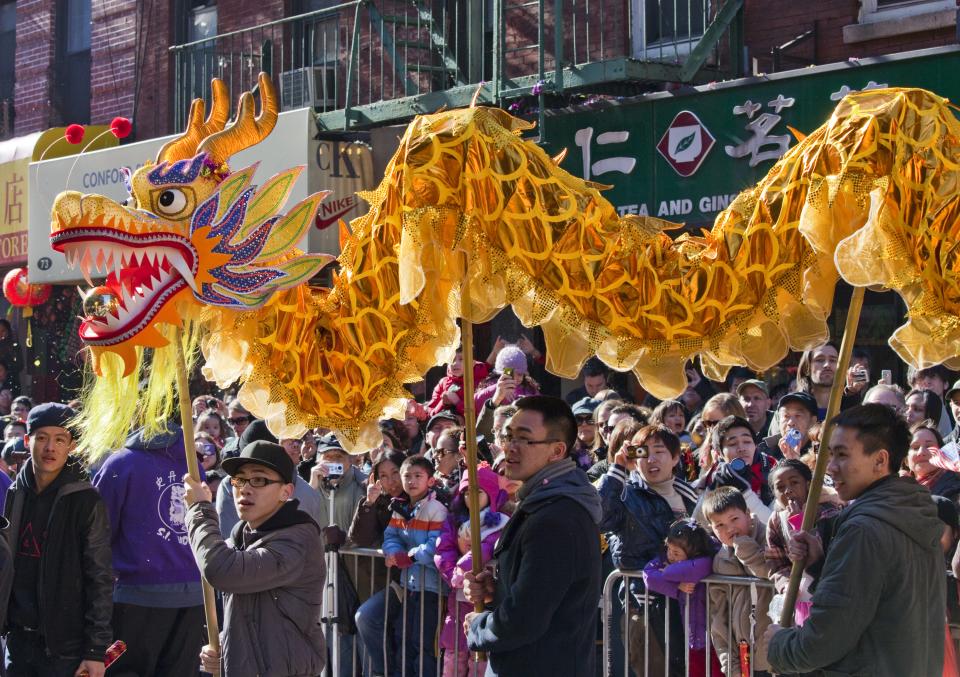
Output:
[93,423,205,676]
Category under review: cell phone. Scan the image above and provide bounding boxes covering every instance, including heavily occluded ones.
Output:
[325,462,344,478]
[503,367,515,377]
[881,369,892,385]
[854,367,869,383]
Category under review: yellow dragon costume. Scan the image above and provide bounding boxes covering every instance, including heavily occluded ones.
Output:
[50,73,960,455]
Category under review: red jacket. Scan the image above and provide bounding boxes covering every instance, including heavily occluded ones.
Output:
[426,362,491,416]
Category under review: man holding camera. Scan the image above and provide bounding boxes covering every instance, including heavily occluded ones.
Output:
[308,435,367,542]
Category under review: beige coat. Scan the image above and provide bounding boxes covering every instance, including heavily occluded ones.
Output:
[708,515,774,674]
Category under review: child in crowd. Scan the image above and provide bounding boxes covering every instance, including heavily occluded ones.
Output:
[426,348,491,417]
[435,464,510,677]
[474,345,540,413]
[708,415,777,524]
[642,520,723,677]
[703,487,774,677]
[379,456,448,676]
[764,459,842,626]
[196,409,228,449]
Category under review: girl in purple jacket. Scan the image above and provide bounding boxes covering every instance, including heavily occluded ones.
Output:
[643,519,723,677]
[434,464,509,677]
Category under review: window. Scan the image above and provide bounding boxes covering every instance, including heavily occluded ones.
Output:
[56,0,91,124]
[845,0,955,43]
[632,0,711,61]
[176,1,218,118]
[189,4,217,43]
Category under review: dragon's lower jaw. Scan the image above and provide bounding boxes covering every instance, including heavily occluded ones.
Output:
[51,227,198,354]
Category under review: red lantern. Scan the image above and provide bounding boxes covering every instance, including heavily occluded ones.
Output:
[3,268,52,347]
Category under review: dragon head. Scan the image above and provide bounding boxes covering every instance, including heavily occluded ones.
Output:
[50,74,332,374]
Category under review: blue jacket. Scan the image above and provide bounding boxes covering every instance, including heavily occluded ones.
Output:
[598,464,699,572]
[93,426,203,607]
[382,491,447,594]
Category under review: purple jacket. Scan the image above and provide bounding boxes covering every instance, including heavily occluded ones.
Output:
[94,427,202,586]
[434,506,509,651]
[643,555,713,649]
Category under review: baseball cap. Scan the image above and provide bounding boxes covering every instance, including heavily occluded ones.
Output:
[26,403,77,437]
[946,379,960,402]
[426,410,461,432]
[221,440,296,485]
[777,391,818,418]
[736,379,769,397]
[572,397,601,417]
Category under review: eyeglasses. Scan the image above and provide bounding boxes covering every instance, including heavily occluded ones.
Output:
[230,476,284,489]
[575,415,595,425]
[500,436,559,450]
[228,416,252,426]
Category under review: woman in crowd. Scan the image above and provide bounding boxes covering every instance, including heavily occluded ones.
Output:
[906,388,943,428]
[907,420,960,504]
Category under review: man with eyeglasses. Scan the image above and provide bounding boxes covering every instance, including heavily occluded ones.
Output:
[185,440,327,676]
[463,395,602,676]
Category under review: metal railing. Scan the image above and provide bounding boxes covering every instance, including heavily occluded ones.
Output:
[602,569,775,677]
[332,546,485,677]
[169,0,744,130]
[330,547,772,677]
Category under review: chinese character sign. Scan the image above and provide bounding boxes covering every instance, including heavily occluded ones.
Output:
[0,159,29,266]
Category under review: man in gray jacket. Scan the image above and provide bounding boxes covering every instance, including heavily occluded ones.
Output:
[184,440,326,677]
[763,404,945,676]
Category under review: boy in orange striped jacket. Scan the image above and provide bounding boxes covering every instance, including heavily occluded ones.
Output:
[379,455,448,675]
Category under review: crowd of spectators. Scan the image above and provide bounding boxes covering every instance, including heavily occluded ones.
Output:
[0,323,955,676]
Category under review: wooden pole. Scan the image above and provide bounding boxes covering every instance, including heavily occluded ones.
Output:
[778,286,865,627]
[174,328,222,668]
[459,249,490,662]
[459,254,486,616]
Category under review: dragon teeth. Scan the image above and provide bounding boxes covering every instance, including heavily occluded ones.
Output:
[79,250,94,287]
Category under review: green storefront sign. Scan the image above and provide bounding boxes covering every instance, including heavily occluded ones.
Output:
[542,46,960,226]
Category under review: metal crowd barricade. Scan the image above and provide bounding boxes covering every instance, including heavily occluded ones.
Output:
[602,569,775,677]
[326,546,484,677]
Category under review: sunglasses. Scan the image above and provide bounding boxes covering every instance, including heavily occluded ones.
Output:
[702,419,721,427]
[575,415,595,425]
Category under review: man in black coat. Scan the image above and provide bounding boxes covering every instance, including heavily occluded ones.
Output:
[2,403,113,677]
[464,396,602,676]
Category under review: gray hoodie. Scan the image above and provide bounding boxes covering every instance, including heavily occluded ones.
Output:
[768,475,945,676]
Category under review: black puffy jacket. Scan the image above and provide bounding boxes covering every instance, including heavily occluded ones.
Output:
[2,458,112,661]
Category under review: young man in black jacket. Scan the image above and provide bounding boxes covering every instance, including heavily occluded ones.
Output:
[2,403,113,677]
[463,396,602,676]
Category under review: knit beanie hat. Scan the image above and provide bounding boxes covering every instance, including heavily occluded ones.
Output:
[495,345,528,375]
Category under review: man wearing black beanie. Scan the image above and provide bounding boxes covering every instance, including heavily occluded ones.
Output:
[2,403,112,676]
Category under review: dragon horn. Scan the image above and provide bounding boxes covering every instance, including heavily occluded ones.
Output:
[198,73,279,165]
[156,78,230,163]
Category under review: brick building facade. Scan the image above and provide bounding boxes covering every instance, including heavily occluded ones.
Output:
[2,0,957,141]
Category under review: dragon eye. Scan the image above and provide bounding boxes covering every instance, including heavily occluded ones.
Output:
[156,189,187,215]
